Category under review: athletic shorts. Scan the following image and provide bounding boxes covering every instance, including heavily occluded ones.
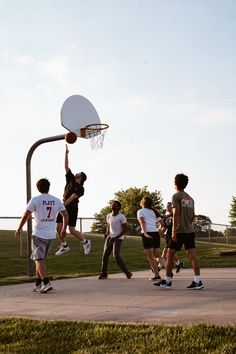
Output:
[141,232,161,249]
[56,204,78,227]
[167,232,196,252]
[31,236,55,260]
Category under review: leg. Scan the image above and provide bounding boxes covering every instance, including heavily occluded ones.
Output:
[162,247,168,261]
[165,248,176,277]
[186,248,204,289]
[55,222,70,256]
[57,222,66,243]
[145,248,160,277]
[157,247,167,271]
[153,247,166,268]
[113,240,130,276]
[69,226,91,255]
[187,248,200,276]
[34,258,53,293]
[100,238,113,276]
[67,206,86,242]
[69,226,85,242]
[175,253,184,273]
[34,259,48,280]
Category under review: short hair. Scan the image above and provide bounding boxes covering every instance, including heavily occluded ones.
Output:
[36,178,50,193]
[175,174,189,190]
[112,200,121,209]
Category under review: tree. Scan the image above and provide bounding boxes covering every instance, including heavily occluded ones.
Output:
[229,196,236,226]
[91,186,164,234]
[194,214,212,238]
[194,215,211,231]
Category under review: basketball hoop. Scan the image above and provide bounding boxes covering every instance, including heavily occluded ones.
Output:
[80,123,109,150]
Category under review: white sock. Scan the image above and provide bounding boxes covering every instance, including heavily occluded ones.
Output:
[82,239,87,244]
[175,260,180,265]
[165,276,172,283]
[194,276,201,283]
[62,242,67,247]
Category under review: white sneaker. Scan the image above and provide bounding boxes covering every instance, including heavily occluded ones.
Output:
[40,282,53,293]
[55,245,70,256]
[83,240,91,255]
[32,284,41,292]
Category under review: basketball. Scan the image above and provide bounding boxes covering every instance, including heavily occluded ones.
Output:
[65,132,77,144]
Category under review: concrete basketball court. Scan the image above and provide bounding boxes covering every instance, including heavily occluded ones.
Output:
[0,268,235,325]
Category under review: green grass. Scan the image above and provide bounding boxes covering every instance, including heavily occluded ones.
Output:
[0,318,235,353]
[1,230,236,285]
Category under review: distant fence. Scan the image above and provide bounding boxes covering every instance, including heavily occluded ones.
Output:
[1,216,236,245]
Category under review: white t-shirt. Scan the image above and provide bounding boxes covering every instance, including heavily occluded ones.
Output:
[137,208,162,233]
[27,193,65,239]
[106,212,127,240]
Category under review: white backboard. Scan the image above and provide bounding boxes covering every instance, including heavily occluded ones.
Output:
[61,95,101,138]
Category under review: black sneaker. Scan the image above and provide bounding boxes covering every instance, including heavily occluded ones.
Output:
[176,262,184,273]
[187,280,204,290]
[126,272,133,279]
[98,274,108,279]
[154,279,172,288]
[149,276,161,281]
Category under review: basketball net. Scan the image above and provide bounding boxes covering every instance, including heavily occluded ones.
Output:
[80,123,109,150]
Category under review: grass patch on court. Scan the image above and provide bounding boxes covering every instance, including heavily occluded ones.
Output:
[1,230,236,285]
[0,318,235,354]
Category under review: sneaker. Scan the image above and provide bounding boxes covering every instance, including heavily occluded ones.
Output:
[55,245,70,256]
[32,284,41,292]
[149,276,161,281]
[176,262,184,273]
[98,273,108,279]
[83,240,91,255]
[153,279,172,288]
[126,272,133,279]
[40,282,53,293]
[187,280,204,290]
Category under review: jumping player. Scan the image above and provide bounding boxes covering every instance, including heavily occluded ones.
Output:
[55,144,91,256]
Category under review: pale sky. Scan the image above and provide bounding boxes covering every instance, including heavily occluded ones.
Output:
[0,0,235,225]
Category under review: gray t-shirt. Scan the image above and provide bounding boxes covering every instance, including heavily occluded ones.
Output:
[172,191,195,233]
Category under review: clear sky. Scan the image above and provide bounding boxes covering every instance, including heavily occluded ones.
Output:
[0,0,235,224]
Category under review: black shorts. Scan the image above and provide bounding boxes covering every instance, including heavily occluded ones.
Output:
[141,232,161,249]
[168,232,195,252]
[56,205,78,227]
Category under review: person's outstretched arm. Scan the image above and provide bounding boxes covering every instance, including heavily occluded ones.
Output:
[65,144,69,172]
